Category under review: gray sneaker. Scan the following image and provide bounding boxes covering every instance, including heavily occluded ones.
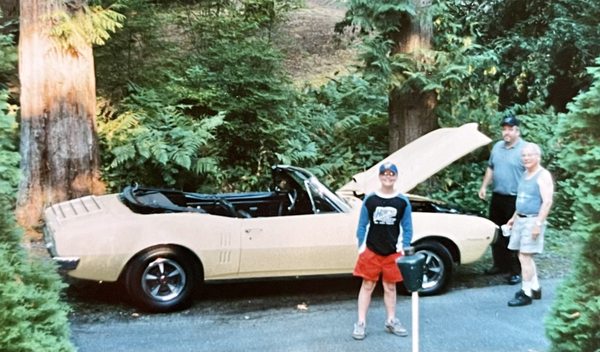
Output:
[352,322,366,340]
[385,318,408,337]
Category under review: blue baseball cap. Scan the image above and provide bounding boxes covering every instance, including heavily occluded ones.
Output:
[501,114,519,126]
[379,162,398,175]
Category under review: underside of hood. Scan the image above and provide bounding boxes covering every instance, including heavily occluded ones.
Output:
[337,123,491,196]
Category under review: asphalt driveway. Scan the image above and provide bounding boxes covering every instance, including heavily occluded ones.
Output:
[71,278,561,352]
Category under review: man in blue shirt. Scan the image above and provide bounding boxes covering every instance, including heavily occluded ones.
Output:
[351,162,413,340]
[478,114,526,285]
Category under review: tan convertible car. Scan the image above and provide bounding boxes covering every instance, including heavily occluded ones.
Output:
[44,123,498,312]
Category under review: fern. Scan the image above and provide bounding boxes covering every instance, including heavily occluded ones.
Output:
[98,88,224,190]
[48,4,125,52]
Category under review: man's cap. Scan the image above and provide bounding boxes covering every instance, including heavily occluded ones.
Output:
[379,162,398,175]
[501,114,519,126]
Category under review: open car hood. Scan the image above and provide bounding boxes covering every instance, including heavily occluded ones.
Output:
[337,123,491,196]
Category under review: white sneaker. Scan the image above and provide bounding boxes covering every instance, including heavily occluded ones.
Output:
[352,322,366,340]
[385,318,408,337]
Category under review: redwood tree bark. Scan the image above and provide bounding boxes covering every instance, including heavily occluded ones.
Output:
[17,0,103,230]
[388,0,438,153]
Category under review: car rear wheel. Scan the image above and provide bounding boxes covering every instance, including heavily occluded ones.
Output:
[413,241,453,296]
[124,247,199,312]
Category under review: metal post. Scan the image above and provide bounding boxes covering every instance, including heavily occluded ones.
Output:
[397,247,425,352]
[412,291,419,352]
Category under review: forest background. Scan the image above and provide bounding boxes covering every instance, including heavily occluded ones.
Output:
[0,0,599,351]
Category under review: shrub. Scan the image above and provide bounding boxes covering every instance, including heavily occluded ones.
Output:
[0,209,74,352]
[0,145,73,351]
[545,58,600,352]
[0,24,74,352]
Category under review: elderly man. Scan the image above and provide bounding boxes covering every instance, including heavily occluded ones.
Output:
[505,143,554,306]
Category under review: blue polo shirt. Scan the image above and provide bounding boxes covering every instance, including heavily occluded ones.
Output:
[488,139,525,196]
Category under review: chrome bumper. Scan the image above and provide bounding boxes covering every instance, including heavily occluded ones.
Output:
[53,257,80,271]
[43,225,80,271]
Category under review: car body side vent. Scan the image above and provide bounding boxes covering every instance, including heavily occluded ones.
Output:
[49,196,103,221]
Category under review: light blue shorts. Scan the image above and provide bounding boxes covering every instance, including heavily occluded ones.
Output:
[508,217,545,254]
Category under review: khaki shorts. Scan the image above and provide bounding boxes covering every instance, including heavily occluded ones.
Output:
[508,217,545,254]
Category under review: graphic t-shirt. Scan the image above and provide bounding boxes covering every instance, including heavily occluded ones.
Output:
[356,192,413,256]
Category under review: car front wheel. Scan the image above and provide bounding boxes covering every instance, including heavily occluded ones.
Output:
[413,241,453,296]
[124,247,199,312]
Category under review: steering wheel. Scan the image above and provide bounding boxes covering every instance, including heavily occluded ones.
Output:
[287,189,298,212]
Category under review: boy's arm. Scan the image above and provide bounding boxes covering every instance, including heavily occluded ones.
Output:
[400,198,413,248]
[356,203,369,249]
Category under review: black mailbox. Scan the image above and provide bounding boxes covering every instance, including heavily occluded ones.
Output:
[396,247,426,292]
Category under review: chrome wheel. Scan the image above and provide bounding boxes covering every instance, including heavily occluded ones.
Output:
[420,250,445,290]
[141,257,187,302]
[125,247,200,312]
[414,240,453,295]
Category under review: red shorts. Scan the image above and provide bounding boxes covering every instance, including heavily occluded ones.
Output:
[353,247,403,283]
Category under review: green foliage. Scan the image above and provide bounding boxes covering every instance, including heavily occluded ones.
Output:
[290,74,388,188]
[0,23,19,199]
[546,58,600,352]
[335,0,600,227]
[429,0,501,127]
[339,0,508,212]
[0,200,74,352]
[340,0,499,108]
[239,0,302,32]
[91,0,596,237]
[95,0,305,192]
[0,19,17,82]
[0,22,73,352]
[336,0,414,36]
[411,0,599,221]
[414,160,489,216]
[0,89,19,198]
[191,2,304,191]
[97,87,225,190]
[173,35,296,190]
[547,271,600,352]
[340,0,417,88]
[94,0,179,100]
[49,3,125,51]
[473,0,600,111]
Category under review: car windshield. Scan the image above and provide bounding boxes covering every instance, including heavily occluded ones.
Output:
[305,176,351,213]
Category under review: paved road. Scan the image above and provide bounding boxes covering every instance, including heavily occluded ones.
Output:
[71,278,560,352]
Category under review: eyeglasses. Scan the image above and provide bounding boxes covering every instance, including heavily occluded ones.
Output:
[379,171,397,177]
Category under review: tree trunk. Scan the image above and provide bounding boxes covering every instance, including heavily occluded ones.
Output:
[17,0,103,231]
[388,0,438,153]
